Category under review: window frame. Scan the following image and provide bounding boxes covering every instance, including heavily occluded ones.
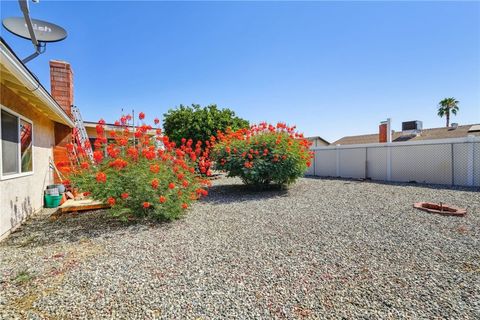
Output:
[0,104,34,180]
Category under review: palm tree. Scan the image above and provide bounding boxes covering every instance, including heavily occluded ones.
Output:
[437,97,459,127]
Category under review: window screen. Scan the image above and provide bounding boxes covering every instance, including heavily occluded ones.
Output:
[1,110,19,175]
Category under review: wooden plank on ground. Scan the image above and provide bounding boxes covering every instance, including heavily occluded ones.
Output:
[57,199,110,213]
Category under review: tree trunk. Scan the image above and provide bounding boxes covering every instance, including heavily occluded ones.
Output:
[446,112,450,127]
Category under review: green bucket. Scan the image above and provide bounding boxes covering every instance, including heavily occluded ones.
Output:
[44,194,62,208]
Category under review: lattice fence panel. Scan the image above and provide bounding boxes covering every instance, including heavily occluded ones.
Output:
[315,149,337,177]
[452,143,469,186]
[339,148,367,179]
[366,147,387,180]
[474,142,480,186]
[391,144,452,184]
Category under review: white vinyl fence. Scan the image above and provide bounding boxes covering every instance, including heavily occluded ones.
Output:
[306,136,480,187]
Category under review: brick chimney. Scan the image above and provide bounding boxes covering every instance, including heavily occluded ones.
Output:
[50,60,74,118]
[379,123,387,143]
[379,118,392,143]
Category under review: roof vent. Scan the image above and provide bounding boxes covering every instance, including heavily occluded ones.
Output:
[468,124,480,133]
[450,123,458,129]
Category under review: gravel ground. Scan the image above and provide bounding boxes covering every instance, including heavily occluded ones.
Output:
[1,177,479,319]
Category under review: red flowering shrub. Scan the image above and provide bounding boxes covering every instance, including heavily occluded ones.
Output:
[212,122,313,187]
[69,113,210,221]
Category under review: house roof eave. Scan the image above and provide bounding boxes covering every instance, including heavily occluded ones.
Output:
[0,38,74,128]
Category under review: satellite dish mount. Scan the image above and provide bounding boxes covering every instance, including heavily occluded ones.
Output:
[2,0,68,63]
[19,0,42,63]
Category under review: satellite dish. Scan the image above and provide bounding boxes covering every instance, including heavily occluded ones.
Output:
[2,17,67,42]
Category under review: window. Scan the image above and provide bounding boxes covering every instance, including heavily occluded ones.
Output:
[1,107,33,178]
[20,119,33,172]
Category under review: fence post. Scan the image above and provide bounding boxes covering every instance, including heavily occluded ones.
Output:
[451,143,455,186]
[386,144,392,181]
[365,147,368,179]
[336,147,340,177]
[467,135,475,186]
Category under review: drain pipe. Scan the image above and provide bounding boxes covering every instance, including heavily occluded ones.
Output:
[18,0,45,63]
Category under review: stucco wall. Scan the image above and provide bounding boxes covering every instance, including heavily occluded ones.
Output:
[1,84,55,239]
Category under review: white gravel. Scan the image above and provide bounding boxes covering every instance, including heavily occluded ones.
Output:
[1,177,479,319]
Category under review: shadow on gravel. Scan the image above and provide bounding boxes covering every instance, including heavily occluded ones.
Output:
[1,210,171,248]
[202,183,289,204]
[304,176,480,193]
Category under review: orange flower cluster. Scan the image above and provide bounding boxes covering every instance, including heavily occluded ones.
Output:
[212,122,313,186]
[67,112,211,220]
[96,172,107,183]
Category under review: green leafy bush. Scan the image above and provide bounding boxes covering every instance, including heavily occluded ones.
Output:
[69,113,210,221]
[163,104,249,148]
[212,122,313,187]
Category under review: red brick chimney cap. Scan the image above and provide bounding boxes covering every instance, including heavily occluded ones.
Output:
[49,60,72,69]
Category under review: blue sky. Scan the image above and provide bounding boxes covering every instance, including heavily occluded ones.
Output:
[1,1,479,142]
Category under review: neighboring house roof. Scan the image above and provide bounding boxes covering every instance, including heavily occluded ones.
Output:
[0,37,74,127]
[306,136,330,145]
[333,124,480,145]
[333,133,379,146]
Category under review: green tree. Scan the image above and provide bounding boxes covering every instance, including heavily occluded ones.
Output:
[163,104,249,147]
[437,98,459,127]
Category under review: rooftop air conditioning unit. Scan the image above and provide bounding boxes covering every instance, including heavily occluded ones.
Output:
[402,120,423,131]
